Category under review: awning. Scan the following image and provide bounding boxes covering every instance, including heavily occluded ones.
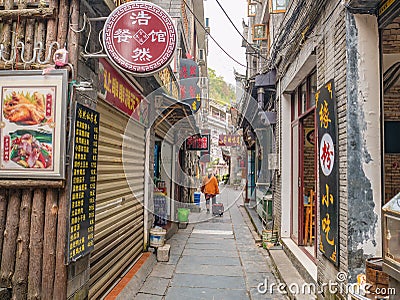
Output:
[153,92,199,137]
[255,69,276,87]
[347,0,379,14]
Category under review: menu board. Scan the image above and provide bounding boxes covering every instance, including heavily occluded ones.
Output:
[67,103,99,262]
[154,192,167,226]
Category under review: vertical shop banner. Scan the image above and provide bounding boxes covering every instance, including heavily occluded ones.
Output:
[317,80,339,266]
[179,58,201,113]
[67,103,100,263]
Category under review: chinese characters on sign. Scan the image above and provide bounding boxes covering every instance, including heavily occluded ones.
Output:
[218,134,242,147]
[103,1,177,76]
[179,58,201,113]
[316,79,339,266]
[185,134,210,151]
[99,59,148,126]
[67,103,99,262]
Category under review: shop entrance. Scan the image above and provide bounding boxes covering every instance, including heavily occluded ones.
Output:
[290,71,317,258]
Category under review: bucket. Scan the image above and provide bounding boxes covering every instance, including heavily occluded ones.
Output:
[149,228,166,247]
[262,229,278,249]
[365,257,389,299]
[194,192,201,206]
[177,208,190,222]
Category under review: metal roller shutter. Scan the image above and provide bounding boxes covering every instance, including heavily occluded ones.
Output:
[89,100,145,299]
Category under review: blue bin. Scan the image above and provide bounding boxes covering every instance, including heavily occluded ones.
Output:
[194,192,201,206]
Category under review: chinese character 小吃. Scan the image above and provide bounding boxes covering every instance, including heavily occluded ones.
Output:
[322,213,335,246]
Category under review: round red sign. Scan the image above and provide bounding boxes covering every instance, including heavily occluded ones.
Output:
[103,1,177,76]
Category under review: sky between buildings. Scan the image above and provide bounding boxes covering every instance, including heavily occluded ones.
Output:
[204,0,247,86]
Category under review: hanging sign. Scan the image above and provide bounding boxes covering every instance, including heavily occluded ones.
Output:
[179,58,201,113]
[185,134,209,151]
[316,79,339,267]
[103,1,177,76]
[218,134,242,147]
[67,103,100,262]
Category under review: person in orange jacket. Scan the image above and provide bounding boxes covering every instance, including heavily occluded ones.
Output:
[201,173,219,213]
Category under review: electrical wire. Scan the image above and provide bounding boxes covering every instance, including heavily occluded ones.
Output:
[182,0,252,70]
[214,0,269,62]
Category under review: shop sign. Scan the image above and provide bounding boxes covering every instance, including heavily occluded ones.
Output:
[218,134,242,147]
[316,79,339,267]
[67,103,99,262]
[185,134,209,151]
[157,67,179,99]
[0,70,67,179]
[103,1,177,76]
[179,58,201,113]
[99,58,148,125]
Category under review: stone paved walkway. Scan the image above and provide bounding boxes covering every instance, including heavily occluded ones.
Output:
[120,186,288,300]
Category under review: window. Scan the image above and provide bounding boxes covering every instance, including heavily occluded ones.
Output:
[310,72,317,107]
[253,24,268,41]
[248,1,257,17]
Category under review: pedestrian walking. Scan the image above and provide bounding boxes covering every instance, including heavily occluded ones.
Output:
[201,173,220,213]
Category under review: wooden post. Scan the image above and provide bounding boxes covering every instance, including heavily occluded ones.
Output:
[23,18,35,62]
[12,189,33,299]
[0,0,14,60]
[68,0,79,79]
[27,189,45,300]
[0,189,7,261]
[53,189,67,299]
[0,190,21,288]
[45,0,59,59]
[15,0,28,69]
[41,189,58,300]
[57,0,69,48]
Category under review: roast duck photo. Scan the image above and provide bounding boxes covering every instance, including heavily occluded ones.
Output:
[3,91,46,125]
[2,91,53,169]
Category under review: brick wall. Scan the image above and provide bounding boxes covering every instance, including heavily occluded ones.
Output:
[303,115,315,194]
[315,1,348,298]
[384,87,400,202]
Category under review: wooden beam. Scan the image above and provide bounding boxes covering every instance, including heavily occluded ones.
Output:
[0,8,56,19]
[0,180,64,189]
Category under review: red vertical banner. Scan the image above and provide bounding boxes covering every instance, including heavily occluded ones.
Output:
[3,136,9,161]
[46,93,52,117]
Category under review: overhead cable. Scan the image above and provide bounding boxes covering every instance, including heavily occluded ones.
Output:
[182,0,251,70]
[214,0,269,62]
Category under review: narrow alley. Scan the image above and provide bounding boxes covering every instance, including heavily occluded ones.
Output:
[115,187,288,300]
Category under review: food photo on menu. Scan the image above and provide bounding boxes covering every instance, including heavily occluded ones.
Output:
[1,88,54,170]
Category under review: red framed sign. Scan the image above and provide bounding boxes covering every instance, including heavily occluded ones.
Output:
[103,1,177,76]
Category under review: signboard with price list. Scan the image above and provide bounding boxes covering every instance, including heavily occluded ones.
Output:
[67,103,100,263]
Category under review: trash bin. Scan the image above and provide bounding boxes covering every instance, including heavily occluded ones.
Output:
[177,208,190,222]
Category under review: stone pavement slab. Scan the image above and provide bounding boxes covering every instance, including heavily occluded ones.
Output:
[138,276,170,296]
[178,255,241,266]
[182,248,238,257]
[185,242,237,250]
[175,263,243,276]
[170,273,246,289]
[165,286,249,300]
[134,293,163,300]
[149,264,175,279]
